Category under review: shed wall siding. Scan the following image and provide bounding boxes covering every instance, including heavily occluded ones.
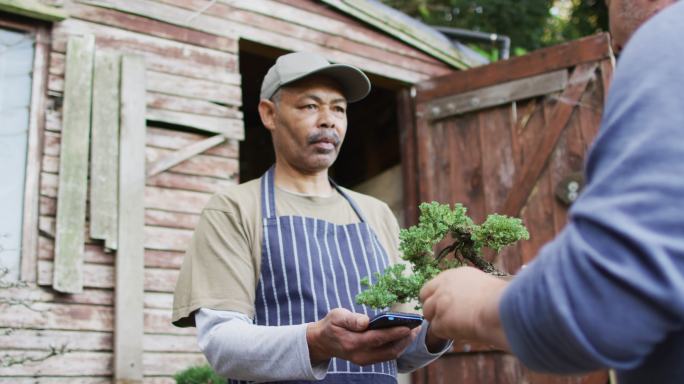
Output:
[1,0,449,382]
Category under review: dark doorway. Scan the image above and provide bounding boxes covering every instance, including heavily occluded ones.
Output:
[238,41,401,189]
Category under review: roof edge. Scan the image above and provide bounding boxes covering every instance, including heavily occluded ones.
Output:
[320,0,480,70]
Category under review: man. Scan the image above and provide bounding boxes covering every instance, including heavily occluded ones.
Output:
[420,1,684,383]
[173,52,450,383]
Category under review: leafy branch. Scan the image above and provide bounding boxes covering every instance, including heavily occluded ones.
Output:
[356,202,529,309]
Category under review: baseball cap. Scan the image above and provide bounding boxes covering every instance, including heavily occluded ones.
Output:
[260,52,371,103]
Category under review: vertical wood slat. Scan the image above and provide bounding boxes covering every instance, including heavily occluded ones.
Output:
[90,50,121,251]
[398,88,419,227]
[53,34,95,294]
[116,54,146,383]
[20,24,50,283]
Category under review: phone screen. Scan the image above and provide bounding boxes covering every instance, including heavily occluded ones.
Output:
[367,312,423,330]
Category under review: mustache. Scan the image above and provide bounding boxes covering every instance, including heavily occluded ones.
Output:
[307,131,341,146]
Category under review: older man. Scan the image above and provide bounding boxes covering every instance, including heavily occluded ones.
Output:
[420,1,684,383]
[173,52,450,383]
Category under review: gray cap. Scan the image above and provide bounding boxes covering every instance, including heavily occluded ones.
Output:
[260,51,371,102]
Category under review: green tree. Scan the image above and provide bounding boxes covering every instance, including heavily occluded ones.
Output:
[381,0,608,56]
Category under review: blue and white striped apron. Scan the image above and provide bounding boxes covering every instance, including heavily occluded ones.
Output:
[229,167,397,384]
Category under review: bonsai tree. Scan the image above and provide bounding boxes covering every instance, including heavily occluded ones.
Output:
[174,364,223,384]
[356,202,529,309]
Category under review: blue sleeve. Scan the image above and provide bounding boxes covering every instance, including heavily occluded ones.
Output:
[499,2,684,373]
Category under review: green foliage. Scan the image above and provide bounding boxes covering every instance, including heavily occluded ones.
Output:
[381,0,608,56]
[356,202,529,309]
[174,365,223,384]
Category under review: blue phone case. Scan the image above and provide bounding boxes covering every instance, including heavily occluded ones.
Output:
[368,312,423,330]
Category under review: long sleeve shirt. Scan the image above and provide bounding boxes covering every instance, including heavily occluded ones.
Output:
[499,3,684,384]
[196,308,452,382]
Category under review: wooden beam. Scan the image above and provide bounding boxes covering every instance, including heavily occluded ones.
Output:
[398,87,419,226]
[0,0,68,21]
[501,62,599,217]
[415,33,612,104]
[146,108,244,139]
[116,54,146,383]
[53,35,95,294]
[20,23,49,283]
[90,50,120,251]
[426,69,568,120]
[146,134,226,177]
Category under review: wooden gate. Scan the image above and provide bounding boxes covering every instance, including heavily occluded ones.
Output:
[400,34,614,384]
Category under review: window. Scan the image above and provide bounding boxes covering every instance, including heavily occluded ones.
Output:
[0,26,35,281]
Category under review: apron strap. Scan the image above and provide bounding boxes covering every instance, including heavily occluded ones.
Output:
[260,165,277,220]
[260,165,367,223]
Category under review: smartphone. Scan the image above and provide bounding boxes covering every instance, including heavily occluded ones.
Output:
[367,312,423,330]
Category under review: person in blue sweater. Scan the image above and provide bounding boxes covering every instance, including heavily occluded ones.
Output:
[419,1,684,383]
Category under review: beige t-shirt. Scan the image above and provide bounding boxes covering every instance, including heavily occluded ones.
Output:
[172,178,402,327]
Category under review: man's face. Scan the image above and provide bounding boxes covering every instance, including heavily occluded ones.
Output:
[259,75,348,174]
[606,0,675,53]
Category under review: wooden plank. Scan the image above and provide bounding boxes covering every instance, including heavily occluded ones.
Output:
[0,285,113,306]
[21,23,50,283]
[143,292,174,309]
[0,329,111,351]
[144,308,195,335]
[146,147,239,179]
[146,108,244,139]
[478,106,516,214]
[147,126,238,158]
[0,301,113,332]
[68,1,237,53]
[144,226,193,252]
[398,88,419,226]
[146,135,226,177]
[426,70,568,120]
[39,260,113,289]
[0,351,112,376]
[53,34,95,294]
[73,0,427,83]
[142,334,198,352]
[50,47,239,87]
[38,261,179,293]
[142,353,205,376]
[116,54,147,383]
[146,70,241,106]
[51,19,236,71]
[144,250,184,270]
[146,171,236,194]
[145,209,200,230]
[90,50,121,251]
[42,155,59,173]
[147,92,243,119]
[0,0,68,21]
[39,235,114,264]
[145,186,212,214]
[501,62,599,217]
[415,33,612,103]
[0,378,111,384]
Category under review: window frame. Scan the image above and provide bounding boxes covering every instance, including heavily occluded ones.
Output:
[0,14,50,283]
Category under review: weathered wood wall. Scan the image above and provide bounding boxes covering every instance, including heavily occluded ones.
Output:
[1,0,454,382]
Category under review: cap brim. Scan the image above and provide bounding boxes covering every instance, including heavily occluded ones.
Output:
[283,64,371,103]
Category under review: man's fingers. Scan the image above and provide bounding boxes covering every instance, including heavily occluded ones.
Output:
[419,276,438,304]
[329,308,368,331]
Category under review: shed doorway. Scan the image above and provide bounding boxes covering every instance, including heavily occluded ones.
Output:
[238,41,405,221]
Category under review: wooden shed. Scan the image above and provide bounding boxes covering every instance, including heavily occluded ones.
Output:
[0,0,615,383]
[0,0,480,383]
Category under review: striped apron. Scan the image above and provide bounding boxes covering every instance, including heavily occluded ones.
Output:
[229,167,397,384]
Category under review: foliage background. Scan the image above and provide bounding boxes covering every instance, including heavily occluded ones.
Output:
[381,0,608,58]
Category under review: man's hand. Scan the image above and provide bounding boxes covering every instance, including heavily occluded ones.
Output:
[306,308,415,366]
[419,267,510,350]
